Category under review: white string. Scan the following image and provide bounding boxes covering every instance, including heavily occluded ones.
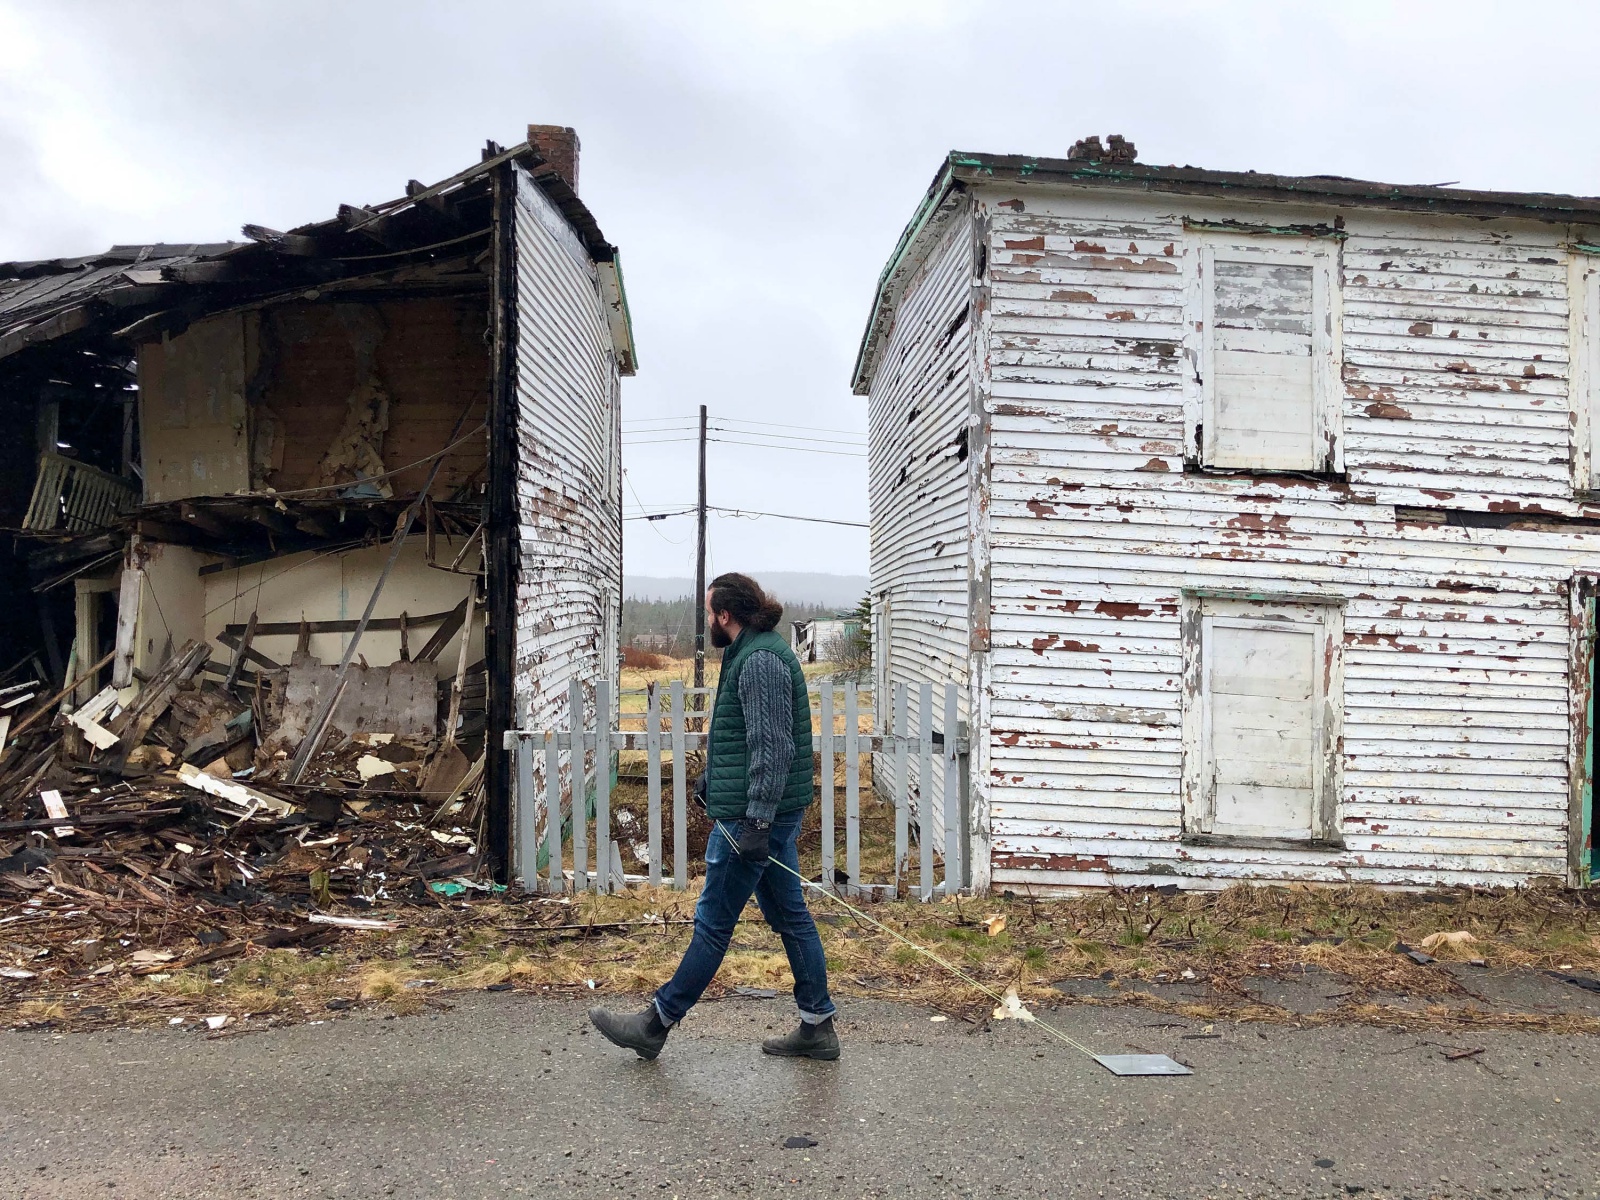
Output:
[710,821,1100,1059]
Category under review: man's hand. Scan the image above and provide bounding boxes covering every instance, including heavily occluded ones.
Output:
[735,818,772,864]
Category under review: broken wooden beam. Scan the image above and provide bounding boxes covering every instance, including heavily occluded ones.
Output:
[1,649,116,748]
[107,641,210,769]
[223,612,258,692]
[65,685,120,751]
[413,598,468,663]
[220,605,460,638]
[443,580,478,750]
[241,224,322,256]
[176,762,296,819]
[214,628,281,672]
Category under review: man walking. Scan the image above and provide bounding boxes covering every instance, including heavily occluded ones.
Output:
[588,573,838,1061]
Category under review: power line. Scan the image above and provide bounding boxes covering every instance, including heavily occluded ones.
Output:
[623,508,695,521]
[708,436,865,458]
[715,416,867,439]
[626,413,867,439]
[623,469,687,544]
[623,505,867,529]
[708,424,865,448]
[710,506,868,528]
[622,434,867,457]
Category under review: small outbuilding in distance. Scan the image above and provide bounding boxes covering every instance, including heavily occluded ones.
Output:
[856,134,1600,893]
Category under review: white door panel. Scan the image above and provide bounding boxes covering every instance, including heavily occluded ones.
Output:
[1187,599,1340,842]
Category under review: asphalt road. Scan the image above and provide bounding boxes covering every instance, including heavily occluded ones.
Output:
[1,992,1596,1200]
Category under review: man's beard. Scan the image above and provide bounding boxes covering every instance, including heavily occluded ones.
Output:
[710,623,732,649]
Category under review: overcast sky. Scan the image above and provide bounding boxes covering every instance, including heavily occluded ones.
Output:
[5,1,1600,585]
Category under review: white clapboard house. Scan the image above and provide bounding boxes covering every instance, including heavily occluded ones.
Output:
[855,134,1600,892]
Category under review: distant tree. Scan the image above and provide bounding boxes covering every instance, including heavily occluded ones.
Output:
[825,593,872,679]
[622,593,839,659]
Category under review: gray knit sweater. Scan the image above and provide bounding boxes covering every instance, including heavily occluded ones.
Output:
[735,649,795,823]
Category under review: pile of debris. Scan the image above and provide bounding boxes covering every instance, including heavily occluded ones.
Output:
[0,635,490,944]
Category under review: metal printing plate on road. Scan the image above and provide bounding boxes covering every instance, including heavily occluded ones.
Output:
[1093,1054,1193,1077]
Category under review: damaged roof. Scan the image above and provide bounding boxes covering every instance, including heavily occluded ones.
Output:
[0,244,242,362]
[851,147,1600,393]
[0,140,633,369]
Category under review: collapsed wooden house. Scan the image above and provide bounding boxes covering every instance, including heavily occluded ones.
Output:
[0,125,635,877]
[858,135,1600,893]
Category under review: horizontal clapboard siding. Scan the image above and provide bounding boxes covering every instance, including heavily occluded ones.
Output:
[962,187,1596,889]
[867,212,974,845]
[511,164,621,735]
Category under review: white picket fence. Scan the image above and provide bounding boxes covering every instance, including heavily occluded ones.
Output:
[503,678,968,899]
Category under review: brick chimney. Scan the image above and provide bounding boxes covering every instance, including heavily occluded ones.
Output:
[526,124,580,194]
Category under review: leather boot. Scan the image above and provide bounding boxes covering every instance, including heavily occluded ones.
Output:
[588,1003,670,1060]
[761,1016,840,1060]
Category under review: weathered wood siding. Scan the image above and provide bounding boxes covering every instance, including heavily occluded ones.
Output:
[136,312,253,502]
[965,186,1600,889]
[510,163,622,735]
[867,208,975,847]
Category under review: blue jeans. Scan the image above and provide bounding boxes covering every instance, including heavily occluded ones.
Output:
[653,810,836,1027]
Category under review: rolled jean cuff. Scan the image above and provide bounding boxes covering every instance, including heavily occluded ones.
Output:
[798,1005,835,1025]
[652,996,678,1027]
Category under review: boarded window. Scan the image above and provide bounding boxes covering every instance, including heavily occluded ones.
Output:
[1198,240,1338,472]
[1183,597,1342,843]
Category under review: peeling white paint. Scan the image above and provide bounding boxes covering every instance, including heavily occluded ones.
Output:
[865,181,1600,890]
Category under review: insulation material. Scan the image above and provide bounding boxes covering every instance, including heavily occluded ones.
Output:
[311,306,393,496]
[312,378,393,496]
[254,297,487,498]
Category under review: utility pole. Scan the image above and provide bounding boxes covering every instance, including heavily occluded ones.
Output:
[692,405,708,722]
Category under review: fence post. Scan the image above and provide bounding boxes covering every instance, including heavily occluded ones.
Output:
[646,684,662,887]
[917,681,933,902]
[569,678,588,893]
[670,679,687,890]
[818,684,834,891]
[844,681,859,896]
[942,683,959,895]
[516,729,537,888]
[893,681,908,887]
[595,677,613,895]
[545,729,562,892]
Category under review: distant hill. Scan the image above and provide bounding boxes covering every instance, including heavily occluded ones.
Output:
[626,571,868,609]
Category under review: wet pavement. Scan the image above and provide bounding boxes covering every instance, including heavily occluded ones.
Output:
[1,991,1597,1199]
[1051,962,1600,1021]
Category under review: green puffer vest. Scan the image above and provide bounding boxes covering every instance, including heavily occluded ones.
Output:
[704,629,814,819]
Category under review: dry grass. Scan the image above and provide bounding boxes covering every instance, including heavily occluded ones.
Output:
[6,879,1600,1036]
